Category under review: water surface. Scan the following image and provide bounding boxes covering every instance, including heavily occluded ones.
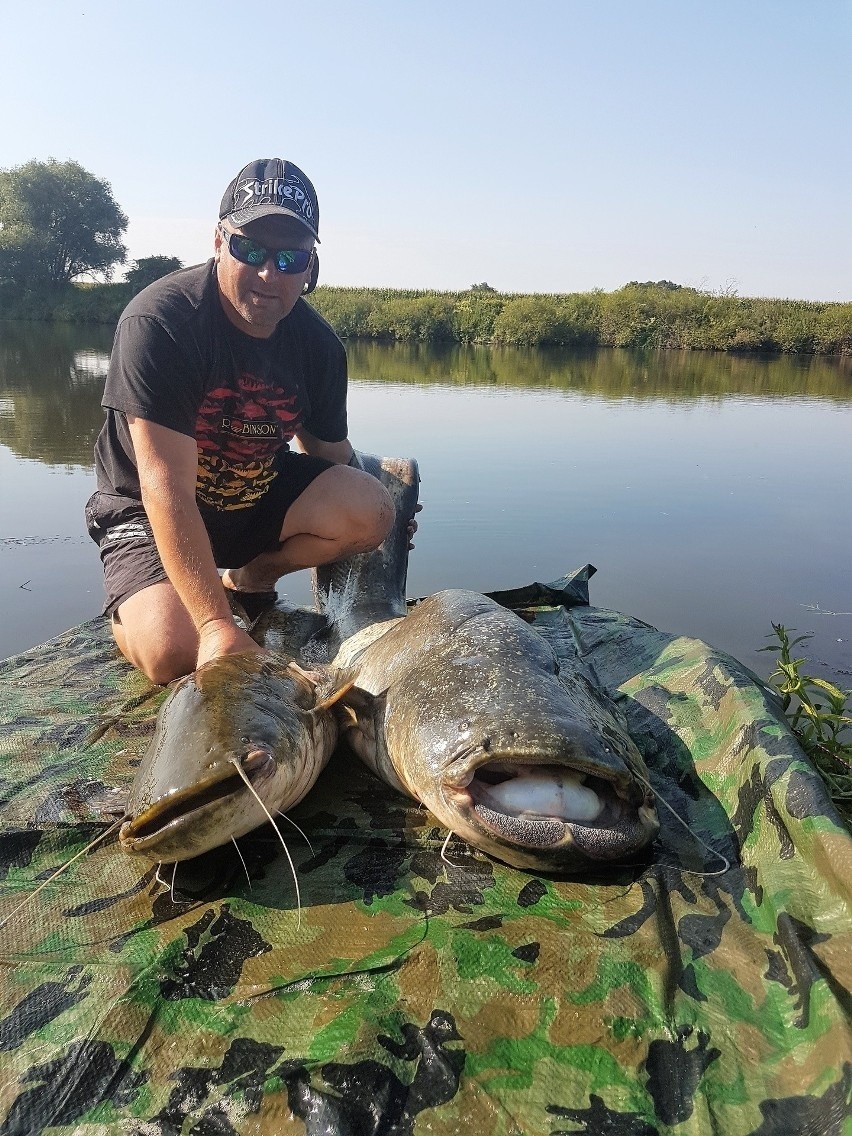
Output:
[1,323,850,690]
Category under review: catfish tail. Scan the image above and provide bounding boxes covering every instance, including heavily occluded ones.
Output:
[312,454,420,644]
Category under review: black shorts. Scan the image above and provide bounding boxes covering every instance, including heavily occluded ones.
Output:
[85,451,335,615]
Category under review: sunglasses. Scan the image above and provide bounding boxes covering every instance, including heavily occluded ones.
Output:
[218,224,313,274]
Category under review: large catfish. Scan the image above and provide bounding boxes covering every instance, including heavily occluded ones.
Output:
[119,651,345,863]
[307,455,659,872]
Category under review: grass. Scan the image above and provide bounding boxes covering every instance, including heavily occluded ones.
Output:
[760,624,852,826]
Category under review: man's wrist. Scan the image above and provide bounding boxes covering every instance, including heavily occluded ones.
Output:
[197,615,238,636]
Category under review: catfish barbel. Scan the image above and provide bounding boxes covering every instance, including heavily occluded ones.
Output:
[305,455,659,872]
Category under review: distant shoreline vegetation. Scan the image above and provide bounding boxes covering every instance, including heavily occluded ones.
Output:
[1,162,848,355]
[310,281,852,355]
[1,278,850,355]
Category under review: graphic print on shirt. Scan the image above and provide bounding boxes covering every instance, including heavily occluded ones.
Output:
[194,371,302,509]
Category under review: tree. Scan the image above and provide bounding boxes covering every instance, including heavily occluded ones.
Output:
[125,255,183,294]
[0,158,128,287]
[624,280,683,291]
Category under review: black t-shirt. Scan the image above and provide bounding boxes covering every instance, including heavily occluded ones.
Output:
[94,260,348,512]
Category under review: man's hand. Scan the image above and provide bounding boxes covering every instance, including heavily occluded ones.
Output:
[195,618,266,671]
[408,503,423,550]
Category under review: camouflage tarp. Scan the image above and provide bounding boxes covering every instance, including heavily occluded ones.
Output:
[0,569,850,1135]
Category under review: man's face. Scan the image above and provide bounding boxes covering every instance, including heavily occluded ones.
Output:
[214,215,315,337]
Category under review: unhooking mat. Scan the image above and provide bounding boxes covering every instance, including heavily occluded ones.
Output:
[0,568,850,1136]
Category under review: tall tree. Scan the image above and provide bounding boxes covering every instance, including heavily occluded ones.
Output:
[0,158,128,287]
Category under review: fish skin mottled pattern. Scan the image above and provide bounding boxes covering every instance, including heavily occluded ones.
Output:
[0,575,850,1133]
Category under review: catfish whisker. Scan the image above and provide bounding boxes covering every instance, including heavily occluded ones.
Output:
[275,810,315,855]
[0,820,122,931]
[633,772,731,877]
[439,829,465,869]
[229,758,302,927]
[232,837,253,890]
[170,861,178,904]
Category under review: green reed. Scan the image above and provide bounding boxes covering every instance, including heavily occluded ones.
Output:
[760,624,852,822]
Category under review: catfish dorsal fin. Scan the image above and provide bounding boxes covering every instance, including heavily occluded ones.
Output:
[286,660,324,688]
[312,676,356,714]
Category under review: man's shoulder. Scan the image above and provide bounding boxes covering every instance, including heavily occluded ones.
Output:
[119,261,217,333]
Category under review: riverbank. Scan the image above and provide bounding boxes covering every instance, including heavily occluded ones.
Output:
[1,279,850,354]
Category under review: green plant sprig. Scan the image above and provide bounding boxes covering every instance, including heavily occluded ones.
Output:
[760,624,852,814]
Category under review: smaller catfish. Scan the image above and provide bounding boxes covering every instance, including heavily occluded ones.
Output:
[0,650,349,930]
[119,652,348,864]
[311,455,659,872]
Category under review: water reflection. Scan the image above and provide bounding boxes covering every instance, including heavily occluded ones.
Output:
[1,324,850,472]
[0,322,115,468]
[71,349,110,380]
[347,341,852,401]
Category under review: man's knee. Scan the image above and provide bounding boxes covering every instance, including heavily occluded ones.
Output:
[112,588,197,684]
[279,467,395,555]
[112,616,194,684]
[352,477,394,549]
[143,647,196,686]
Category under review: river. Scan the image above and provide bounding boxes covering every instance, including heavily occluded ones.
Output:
[1,321,850,690]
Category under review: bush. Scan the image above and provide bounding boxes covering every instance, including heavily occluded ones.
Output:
[310,289,378,338]
[367,295,456,342]
[491,296,572,346]
[453,293,504,343]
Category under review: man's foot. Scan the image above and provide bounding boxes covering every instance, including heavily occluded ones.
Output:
[222,571,278,623]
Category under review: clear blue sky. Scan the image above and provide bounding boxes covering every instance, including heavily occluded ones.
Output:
[3,1,850,299]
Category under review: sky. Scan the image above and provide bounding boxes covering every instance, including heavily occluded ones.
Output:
[2,1,850,300]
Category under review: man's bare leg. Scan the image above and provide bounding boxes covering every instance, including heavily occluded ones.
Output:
[112,580,198,686]
[113,467,393,684]
[223,465,394,594]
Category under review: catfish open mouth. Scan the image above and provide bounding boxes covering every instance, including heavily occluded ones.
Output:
[120,749,275,844]
[446,761,654,856]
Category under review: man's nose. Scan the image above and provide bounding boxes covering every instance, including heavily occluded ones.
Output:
[256,257,279,281]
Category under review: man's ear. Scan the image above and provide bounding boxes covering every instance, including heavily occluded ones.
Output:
[303,250,320,295]
[213,224,224,262]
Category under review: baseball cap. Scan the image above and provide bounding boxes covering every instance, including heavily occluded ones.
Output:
[219,158,320,242]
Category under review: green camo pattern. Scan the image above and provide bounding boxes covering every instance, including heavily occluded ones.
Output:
[0,572,850,1135]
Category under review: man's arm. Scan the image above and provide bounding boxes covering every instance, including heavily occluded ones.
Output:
[127,416,260,667]
[293,428,354,464]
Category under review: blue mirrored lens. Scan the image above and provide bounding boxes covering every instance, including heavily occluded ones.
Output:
[229,234,311,274]
[273,249,312,272]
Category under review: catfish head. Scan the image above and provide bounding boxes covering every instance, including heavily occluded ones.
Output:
[337,590,660,872]
[120,651,348,863]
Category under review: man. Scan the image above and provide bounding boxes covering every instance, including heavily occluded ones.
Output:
[86,158,397,685]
